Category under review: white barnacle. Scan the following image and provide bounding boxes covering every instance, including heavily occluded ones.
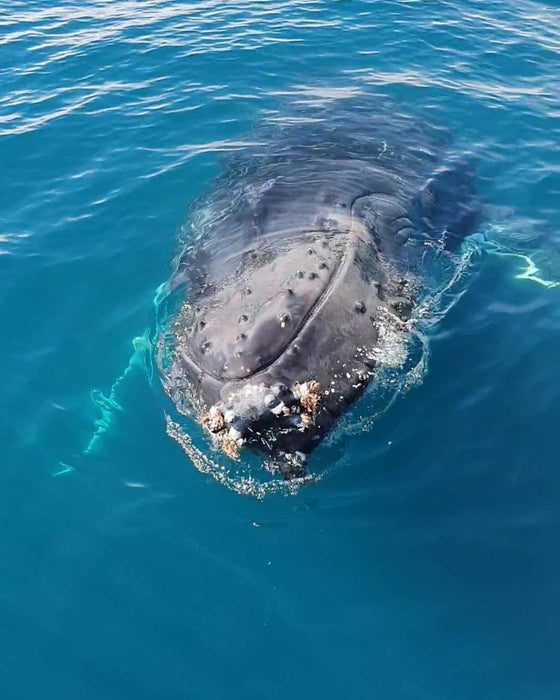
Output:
[223,409,236,424]
[271,402,285,416]
[228,426,244,442]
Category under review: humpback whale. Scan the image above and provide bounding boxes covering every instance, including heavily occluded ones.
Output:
[157,97,481,478]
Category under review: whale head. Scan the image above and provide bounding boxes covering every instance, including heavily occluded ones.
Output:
[161,216,413,477]
[157,101,481,479]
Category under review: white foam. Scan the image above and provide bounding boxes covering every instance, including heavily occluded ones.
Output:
[368,308,409,368]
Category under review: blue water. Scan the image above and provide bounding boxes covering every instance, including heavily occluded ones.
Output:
[1,1,559,698]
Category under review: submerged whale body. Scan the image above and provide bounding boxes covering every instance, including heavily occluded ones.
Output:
[158,98,481,478]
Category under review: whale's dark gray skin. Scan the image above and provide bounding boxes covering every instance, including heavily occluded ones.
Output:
[159,99,481,477]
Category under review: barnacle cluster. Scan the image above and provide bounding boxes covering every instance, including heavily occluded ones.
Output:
[200,378,323,460]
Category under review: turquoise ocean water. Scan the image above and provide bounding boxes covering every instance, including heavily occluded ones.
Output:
[1,1,559,697]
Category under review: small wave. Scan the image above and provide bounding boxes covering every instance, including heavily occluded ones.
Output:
[475,225,560,289]
[165,415,320,499]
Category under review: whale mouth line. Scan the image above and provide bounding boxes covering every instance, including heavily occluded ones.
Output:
[179,225,372,387]
[250,236,370,382]
[175,287,330,401]
[222,268,338,383]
